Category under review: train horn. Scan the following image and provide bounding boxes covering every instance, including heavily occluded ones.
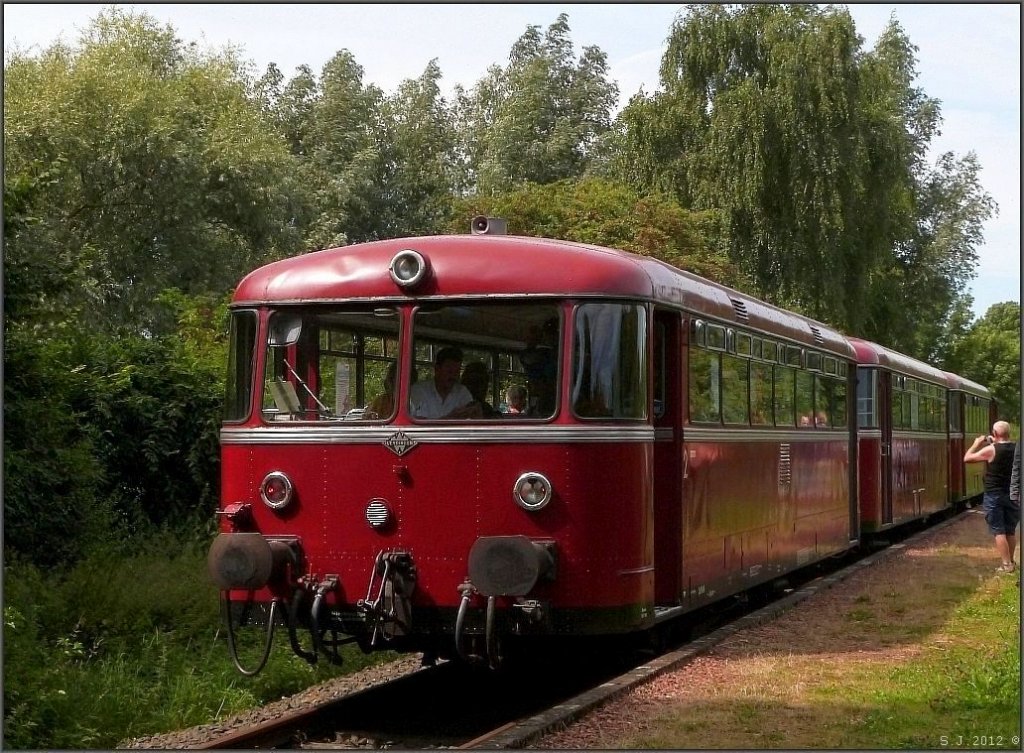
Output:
[470,215,508,235]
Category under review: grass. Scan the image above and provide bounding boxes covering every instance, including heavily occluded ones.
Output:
[592,518,1021,750]
[839,575,1019,749]
[2,532,395,750]
[5,518,1019,750]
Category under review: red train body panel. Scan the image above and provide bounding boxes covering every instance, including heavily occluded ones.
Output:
[208,225,992,672]
[679,431,854,608]
[943,372,994,504]
[849,338,953,532]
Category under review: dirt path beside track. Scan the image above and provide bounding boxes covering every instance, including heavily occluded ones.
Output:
[535,511,1021,749]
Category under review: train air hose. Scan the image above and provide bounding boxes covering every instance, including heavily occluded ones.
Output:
[221,592,279,676]
[286,587,318,665]
[310,578,347,666]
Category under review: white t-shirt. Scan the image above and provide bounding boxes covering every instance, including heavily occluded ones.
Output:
[409,380,473,419]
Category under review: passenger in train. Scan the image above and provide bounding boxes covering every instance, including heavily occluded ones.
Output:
[409,347,477,419]
[460,361,501,418]
[366,362,397,418]
[964,420,1019,573]
[504,384,528,414]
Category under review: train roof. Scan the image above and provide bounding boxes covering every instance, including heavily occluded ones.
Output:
[942,370,992,397]
[847,337,949,385]
[233,234,853,357]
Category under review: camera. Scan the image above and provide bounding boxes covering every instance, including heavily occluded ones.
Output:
[986,435,995,444]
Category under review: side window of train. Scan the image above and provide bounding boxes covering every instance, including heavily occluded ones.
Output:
[706,324,726,350]
[225,310,258,422]
[814,375,847,428]
[688,346,720,423]
[795,370,814,427]
[907,380,921,430]
[774,365,796,426]
[813,374,829,427]
[919,385,934,432]
[750,360,773,426]
[832,376,848,428]
[653,321,666,419]
[970,398,981,434]
[856,368,877,428]
[571,302,647,419]
[721,353,749,425]
[891,382,903,429]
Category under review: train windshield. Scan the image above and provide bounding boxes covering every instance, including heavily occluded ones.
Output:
[410,302,560,420]
[260,306,402,422]
[230,300,650,423]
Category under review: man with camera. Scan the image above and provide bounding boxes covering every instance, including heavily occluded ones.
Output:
[964,420,1019,573]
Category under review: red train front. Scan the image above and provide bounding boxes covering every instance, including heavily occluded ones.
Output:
[209,228,663,670]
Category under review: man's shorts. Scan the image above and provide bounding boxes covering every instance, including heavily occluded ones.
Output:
[982,491,1021,536]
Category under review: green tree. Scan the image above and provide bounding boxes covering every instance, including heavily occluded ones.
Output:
[864,152,996,359]
[307,50,385,245]
[268,54,459,244]
[618,5,907,327]
[601,4,994,355]
[376,60,459,237]
[4,9,286,563]
[945,302,1021,423]
[456,13,619,195]
[267,51,387,247]
[448,177,743,285]
[3,8,305,333]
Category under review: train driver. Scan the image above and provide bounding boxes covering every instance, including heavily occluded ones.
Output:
[409,346,479,419]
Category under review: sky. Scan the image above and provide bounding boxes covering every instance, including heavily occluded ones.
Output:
[4,3,1019,320]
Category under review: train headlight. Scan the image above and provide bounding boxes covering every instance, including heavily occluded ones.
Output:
[389,249,430,289]
[513,472,553,511]
[260,471,294,511]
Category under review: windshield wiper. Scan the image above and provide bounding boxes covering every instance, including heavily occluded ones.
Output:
[282,358,333,417]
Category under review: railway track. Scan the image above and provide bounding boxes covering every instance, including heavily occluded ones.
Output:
[195,510,965,750]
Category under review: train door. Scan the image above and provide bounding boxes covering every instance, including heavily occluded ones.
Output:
[947,390,964,503]
[879,371,894,525]
[652,308,683,606]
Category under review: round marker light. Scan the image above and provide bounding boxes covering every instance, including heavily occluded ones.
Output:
[389,249,429,289]
[513,472,553,511]
[260,471,294,511]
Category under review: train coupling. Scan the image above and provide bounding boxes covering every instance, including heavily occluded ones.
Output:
[356,550,417,647]
[511,599,546,623]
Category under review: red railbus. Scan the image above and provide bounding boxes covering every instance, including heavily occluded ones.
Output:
[207,220,979,673]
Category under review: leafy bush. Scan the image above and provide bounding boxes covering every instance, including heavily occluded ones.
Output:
[3,328,112,566]
[4,290,229,567]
